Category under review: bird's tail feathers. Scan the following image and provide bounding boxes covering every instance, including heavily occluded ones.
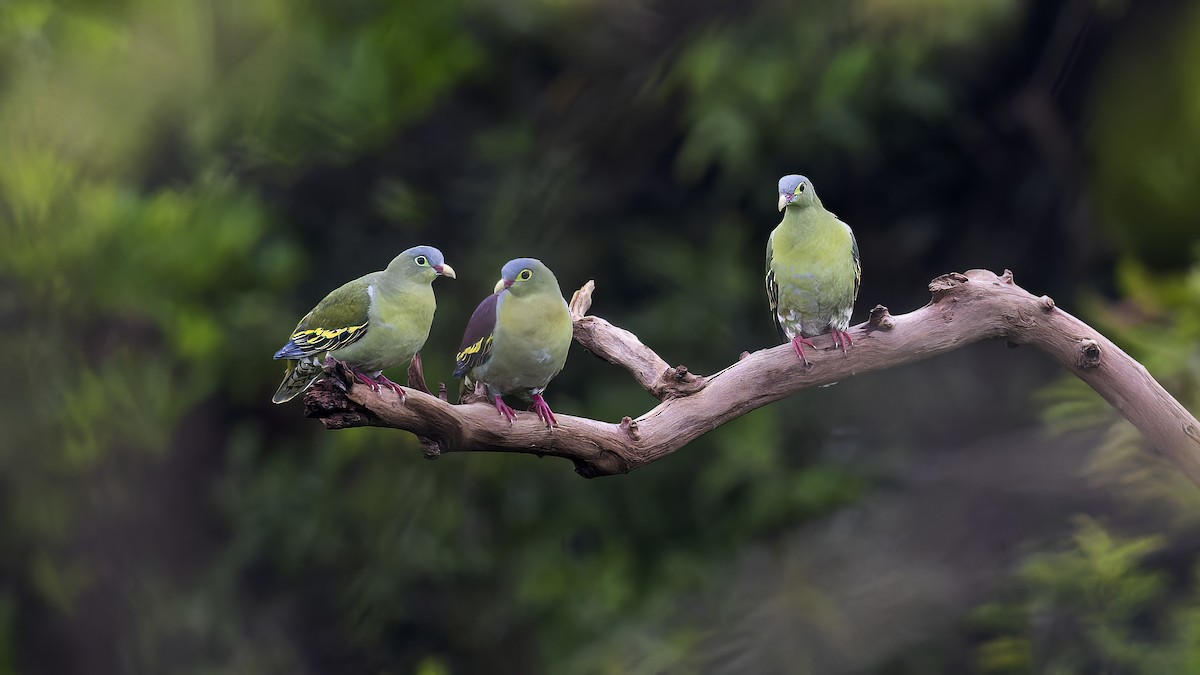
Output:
[456,374,475,402]
[272,357,324,404]
[274,340,306,360]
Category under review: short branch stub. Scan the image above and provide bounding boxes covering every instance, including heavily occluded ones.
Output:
[868,304,895,330]
[1077,338,1102,369]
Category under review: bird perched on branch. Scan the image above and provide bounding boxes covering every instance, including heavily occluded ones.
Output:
[454,258,572,428]
[272,245,455,403]
[766,174,861,366]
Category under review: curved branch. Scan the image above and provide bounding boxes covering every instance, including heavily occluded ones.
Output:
[304,269,1200,484]
[568,280,705,399]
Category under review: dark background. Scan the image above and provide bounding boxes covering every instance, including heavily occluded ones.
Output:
[3,0,1200,672]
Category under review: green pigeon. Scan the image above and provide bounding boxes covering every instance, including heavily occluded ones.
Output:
[272,245,455,403]
[766,174,861,366]
[454,258,572,428]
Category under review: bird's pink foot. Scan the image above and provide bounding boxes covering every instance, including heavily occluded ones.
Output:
[493,395,517,426]
[830,329,853,353]
[791,336,817,367]
[531,393,557,429]
[350,368,380,393]
[374,373,407,402]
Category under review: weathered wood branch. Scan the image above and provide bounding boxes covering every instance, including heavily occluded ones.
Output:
[568,280,705,400]
[304,269,1200,484]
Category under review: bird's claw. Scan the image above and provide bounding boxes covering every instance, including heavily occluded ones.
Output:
[830,329,853,353]
[791,336,816,367]
[531,394,557,429]
[351,369,381,393]
[374,373,407,403]
[493,396,517,426]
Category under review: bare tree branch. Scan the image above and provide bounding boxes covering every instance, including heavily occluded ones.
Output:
[304,269,1200,483]
[568,280,705,400]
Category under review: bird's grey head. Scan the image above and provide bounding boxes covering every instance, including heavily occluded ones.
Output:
[494,257,559,297]
[389,245,456,280]
[778,174,817,211]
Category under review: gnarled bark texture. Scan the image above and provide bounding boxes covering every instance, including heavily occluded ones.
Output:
[304,269,1200,483]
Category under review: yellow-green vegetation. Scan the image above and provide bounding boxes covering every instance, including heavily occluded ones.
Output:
[971,519,1200,674]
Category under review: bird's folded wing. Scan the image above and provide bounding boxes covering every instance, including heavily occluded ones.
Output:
[842,219,861,301]
[765,231,783,338]
[274,281,371,359]
[454,292,500,377]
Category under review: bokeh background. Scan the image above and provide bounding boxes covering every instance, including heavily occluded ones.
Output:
[3,0,1200,672]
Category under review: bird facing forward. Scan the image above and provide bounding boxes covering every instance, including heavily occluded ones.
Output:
[454,258,572,428]
[272,245,455,403]
[766,175,861,365]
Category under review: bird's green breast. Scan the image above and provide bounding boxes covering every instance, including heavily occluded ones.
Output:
[771,206,857,330]
[479,291,571,392]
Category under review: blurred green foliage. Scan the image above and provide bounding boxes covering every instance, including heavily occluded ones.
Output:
[2,0,1199,672]
[670,0,1018,185]
[970,519,1200,674]
[1089,1,1200,266]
